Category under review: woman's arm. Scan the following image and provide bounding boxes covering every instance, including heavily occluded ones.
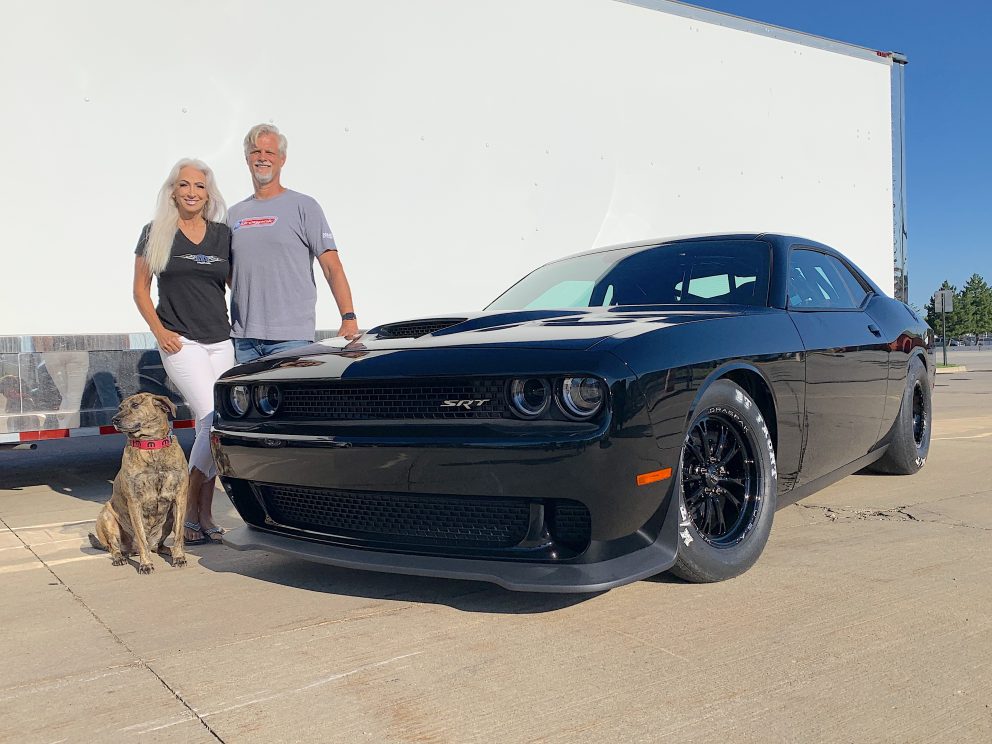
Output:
[132,255,182,354]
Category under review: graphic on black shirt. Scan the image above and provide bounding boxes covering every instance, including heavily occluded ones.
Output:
[177,254,227,265]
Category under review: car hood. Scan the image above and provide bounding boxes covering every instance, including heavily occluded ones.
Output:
[316,307,751,353]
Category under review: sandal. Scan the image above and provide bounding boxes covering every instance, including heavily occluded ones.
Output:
[202,525,226,543]
[183,520,209,546]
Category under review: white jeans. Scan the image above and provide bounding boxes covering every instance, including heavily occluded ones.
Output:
[160,337,235,479]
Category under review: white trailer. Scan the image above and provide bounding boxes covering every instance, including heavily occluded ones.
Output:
[0,0,907,446]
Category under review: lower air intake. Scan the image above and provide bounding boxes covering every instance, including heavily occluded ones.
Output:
[258,484,530,548]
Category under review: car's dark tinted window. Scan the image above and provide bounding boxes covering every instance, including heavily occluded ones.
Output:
[487,240,771,311]
[788,249,868,310]
[833,258,869,306]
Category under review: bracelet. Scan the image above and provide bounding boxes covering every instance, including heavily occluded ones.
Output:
[341,312,357,321]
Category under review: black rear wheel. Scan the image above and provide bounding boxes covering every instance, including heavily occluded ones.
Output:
[670,380,777,583]
[869,357,932,475]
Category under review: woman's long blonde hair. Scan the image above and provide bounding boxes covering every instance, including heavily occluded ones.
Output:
[143,158,227,275]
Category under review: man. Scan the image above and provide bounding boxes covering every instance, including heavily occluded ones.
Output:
[228,123,359,363]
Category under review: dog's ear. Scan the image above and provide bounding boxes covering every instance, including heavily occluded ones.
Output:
[152,395,178,418]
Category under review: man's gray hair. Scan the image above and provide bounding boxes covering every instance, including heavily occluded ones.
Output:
[244,123,288,158]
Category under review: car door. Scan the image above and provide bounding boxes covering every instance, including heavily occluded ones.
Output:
[787,247,889,485]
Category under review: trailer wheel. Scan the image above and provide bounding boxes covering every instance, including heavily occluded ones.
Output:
[670,380,777,583]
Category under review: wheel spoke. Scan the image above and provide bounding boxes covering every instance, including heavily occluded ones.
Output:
[718,486,741,507]
[703,499,715,533]
[718,443,739,467]
[714,427,729,461]
[692,502,706,526]
[719,476,744,488]
[685,485,706,510]
[686,438,707,466]
[700,421,713,460]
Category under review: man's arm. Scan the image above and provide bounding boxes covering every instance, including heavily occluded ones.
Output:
[317,250,360,339]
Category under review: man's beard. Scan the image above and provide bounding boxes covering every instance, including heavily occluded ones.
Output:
[253,164,274,185]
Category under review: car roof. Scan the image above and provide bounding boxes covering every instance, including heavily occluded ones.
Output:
[563,232,769,259]
[538,232,884,306]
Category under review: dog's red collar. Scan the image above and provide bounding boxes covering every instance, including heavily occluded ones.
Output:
[130,435,173,450]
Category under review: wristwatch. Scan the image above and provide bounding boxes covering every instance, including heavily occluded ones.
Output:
[341,312,357,321]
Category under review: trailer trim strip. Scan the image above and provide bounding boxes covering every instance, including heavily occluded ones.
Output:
[0,419,195,445]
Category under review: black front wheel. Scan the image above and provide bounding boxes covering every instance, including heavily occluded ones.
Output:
[670,380,778,583]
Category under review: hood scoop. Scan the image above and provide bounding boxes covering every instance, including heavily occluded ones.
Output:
[374,318,468,339]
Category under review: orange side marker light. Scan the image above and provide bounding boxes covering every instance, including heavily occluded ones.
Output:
[636,467,672,486]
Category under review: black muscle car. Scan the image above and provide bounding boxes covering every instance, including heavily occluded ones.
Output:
[212,234,934,592]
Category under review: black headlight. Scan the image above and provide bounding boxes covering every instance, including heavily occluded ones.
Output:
[558,377,605,419]
[253,384,282,416]
[228,385,250,417]
[508,378,551,419]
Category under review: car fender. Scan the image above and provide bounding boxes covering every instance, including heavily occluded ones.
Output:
[685,361,779,435]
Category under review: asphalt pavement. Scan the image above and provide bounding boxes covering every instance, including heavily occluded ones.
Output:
[1,350,990,743]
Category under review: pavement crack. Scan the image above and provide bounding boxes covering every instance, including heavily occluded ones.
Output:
[895,506,919,521]
[796,503,992,531]
[0,515,226,743]
[797,504,920,522]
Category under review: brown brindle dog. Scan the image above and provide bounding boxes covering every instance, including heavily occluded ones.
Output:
[88,393,188,573]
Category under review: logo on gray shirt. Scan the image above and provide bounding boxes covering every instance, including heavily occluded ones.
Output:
[234,217,279,230]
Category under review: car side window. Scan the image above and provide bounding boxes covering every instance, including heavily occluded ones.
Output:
[832,259,869,307]
[789,249,866,309]
[671,260,762,305]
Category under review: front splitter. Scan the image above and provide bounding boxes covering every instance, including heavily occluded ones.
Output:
[223,525,677,593]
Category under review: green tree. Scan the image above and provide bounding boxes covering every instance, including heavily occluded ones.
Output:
[960,274,992,337]
[954,285,976,337]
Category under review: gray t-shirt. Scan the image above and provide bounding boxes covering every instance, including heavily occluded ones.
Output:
[228,189,338,341]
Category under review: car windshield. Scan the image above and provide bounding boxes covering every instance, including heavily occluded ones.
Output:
[486,239,772,311]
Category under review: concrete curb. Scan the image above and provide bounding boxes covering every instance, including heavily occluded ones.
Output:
[935,366,967,374]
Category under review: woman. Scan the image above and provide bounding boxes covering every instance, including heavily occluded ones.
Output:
[133,159,233,545]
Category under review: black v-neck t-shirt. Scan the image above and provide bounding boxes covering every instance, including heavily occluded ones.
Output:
[135,222,232,344]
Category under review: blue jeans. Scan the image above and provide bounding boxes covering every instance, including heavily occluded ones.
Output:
[234,338,313,364]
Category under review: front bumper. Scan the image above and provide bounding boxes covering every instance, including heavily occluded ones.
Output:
[212,347,683,592]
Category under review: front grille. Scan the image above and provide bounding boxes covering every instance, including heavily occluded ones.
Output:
[278,379,509,420]
[257,484,531,548]
[376,318,467,339]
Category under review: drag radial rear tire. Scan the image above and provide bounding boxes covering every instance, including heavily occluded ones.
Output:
[670,380,777,583]
[869,356,931,475]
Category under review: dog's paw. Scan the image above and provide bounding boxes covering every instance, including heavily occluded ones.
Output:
[172,554,187,568]
[137,562,154,575]
[111,554,127,566]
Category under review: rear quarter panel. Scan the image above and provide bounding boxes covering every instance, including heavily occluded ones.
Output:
[865,295,934,429]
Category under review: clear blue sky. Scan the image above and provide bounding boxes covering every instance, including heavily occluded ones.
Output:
[687,0,991,308]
